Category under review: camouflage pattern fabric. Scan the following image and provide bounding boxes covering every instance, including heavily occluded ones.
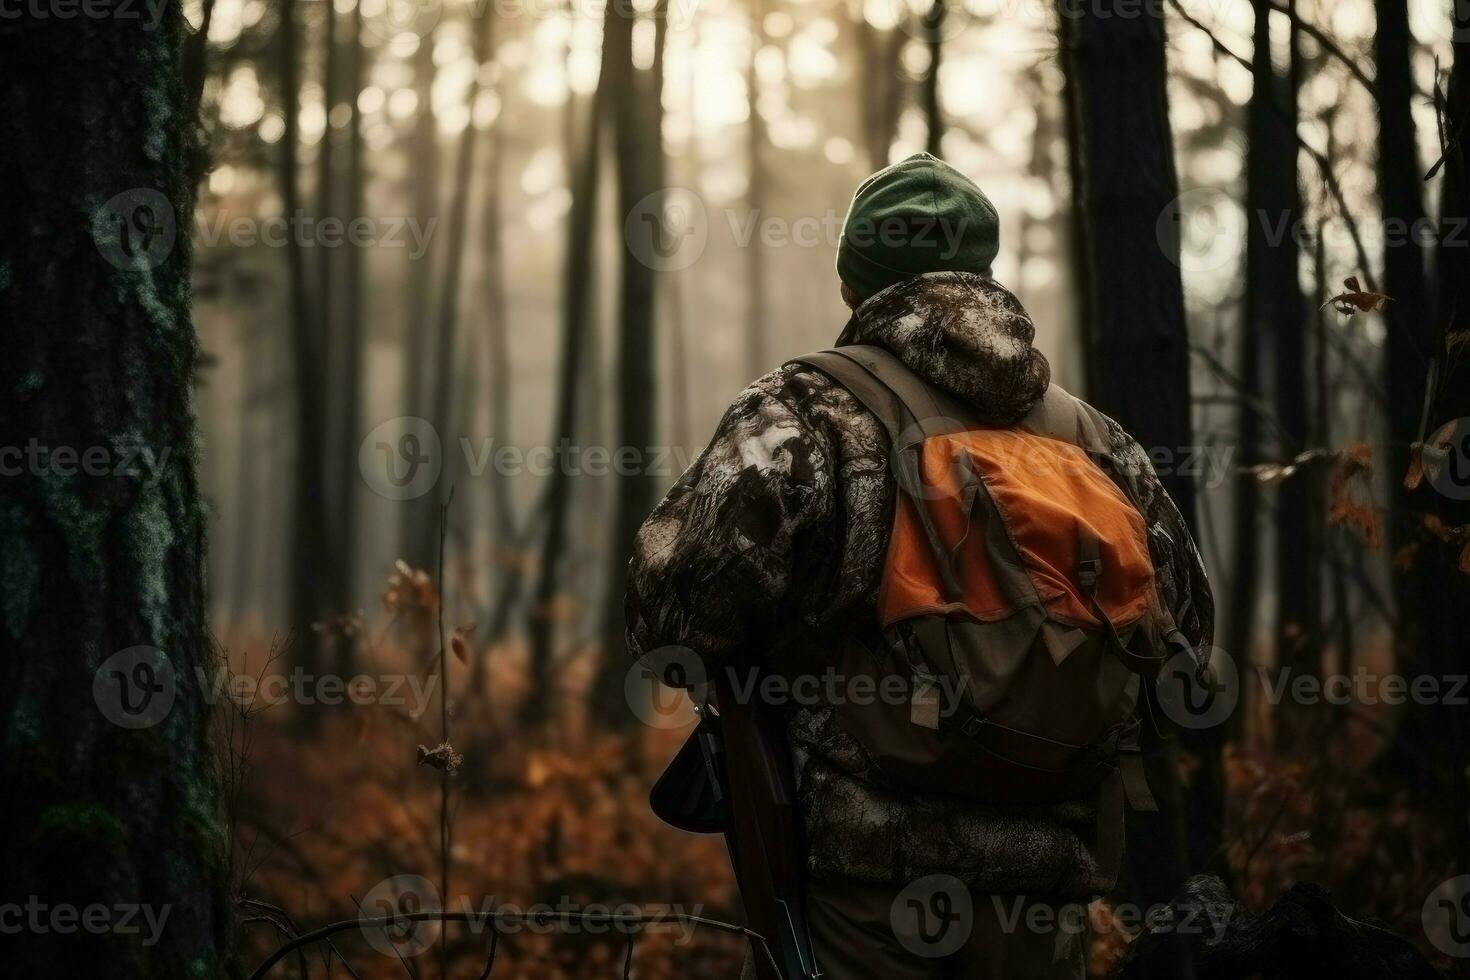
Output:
[625,271,1213,899]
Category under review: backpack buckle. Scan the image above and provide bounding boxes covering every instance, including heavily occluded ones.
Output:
[1077,558,1101,593]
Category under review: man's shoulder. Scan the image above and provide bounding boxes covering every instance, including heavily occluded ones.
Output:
[726,360,870,425]
[712,361,889,472]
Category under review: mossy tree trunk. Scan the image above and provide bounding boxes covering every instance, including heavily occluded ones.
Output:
[0,7,227,979]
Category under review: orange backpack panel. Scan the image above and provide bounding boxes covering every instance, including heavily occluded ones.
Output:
[879,428,1154,630]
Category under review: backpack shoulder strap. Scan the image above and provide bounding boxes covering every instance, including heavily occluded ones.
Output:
[1016,383,1111,456]
[789,345,977,447]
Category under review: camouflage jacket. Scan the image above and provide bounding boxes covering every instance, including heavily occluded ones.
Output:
[625,271,1213,899]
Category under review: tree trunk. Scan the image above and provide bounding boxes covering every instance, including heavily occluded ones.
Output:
[746,0,769,383]
[400,28,441,571]
[1412,4,1470,911]
[1058,0,1217,910]
[1434,7,1470,922]
[1377,0,1430,555]
[0,8,227,977]
[470,26,515,696]
[592,0,671,729]
[1060,0,1196,524]
[1269,1,1318,748]
[1223,0,1284,740]
[1376,0,1436,772]
[855,17,904,170]
[921,0,945,156]
[316,0,355,675]
[333,0,366,659]
[426,10,494,592]
[483,70,513,554]
[283,0,331,695]
[523,12,619,727]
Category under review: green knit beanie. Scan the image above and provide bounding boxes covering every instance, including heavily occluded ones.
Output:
[836,152,1000,305]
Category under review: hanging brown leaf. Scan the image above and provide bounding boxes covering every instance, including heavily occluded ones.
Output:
[1404,443,1426,490]
[1320,276,1391,317]
[450,623,477,664]
[1330,506,1374,540]
[1420,515,1470,577]
[1423,513,1470,546]
[1413,420,1465,489]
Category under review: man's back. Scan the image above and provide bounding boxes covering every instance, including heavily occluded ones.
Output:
[626,161,1213,979]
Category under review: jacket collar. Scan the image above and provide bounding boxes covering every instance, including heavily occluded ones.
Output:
[837,271,1051,425]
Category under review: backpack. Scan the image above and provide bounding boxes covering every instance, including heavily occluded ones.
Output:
[791,345,1190,876]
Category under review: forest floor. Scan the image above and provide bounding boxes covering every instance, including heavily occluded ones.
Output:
[222,618,1454,979]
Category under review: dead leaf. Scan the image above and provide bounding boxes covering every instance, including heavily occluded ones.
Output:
[417,741,463,774]
[1320,276,1391,317]
[451,623,477,664]
[1404,444,1426,490]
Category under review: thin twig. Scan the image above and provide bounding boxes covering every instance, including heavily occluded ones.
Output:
[249,910,783,980]
[1166,0,1379,290]
[436,486,455,980]
[241,899,364,980]
[1264,1,1377,102]
[352,894,421,980]
[474,929,500,980]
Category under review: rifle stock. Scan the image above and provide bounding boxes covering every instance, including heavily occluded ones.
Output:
[711,678,821,980]
[649,673,820,979]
